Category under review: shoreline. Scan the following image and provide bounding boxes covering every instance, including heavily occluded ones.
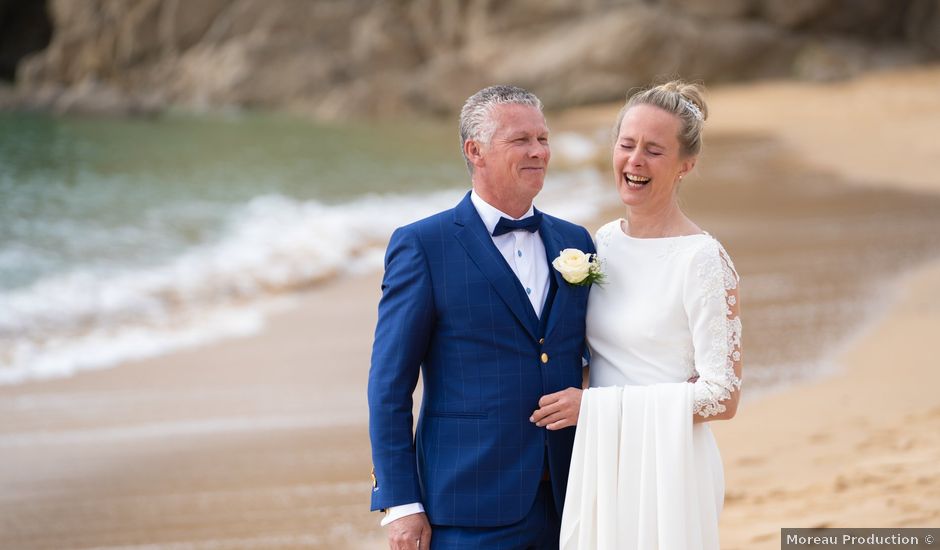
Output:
[702,66,940,547]
[715,259,940,547]
[2,66,940,549]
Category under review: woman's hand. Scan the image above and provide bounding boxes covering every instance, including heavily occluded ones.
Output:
[530,387,583,430]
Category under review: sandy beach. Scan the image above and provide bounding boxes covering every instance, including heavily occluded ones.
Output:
[3,66,940,549]
[707,66,940,548]
[716,260,940,548]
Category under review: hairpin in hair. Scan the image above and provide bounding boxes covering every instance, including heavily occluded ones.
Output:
[681,97,703,122]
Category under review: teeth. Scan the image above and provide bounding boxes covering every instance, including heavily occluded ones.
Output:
[625,174,650,184]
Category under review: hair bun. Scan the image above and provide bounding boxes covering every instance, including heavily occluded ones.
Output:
[670,81,708,122]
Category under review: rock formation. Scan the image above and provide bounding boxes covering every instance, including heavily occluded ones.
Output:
[3,0,939,117]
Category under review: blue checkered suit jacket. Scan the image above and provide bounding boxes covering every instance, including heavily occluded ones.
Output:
[368,191,595,527]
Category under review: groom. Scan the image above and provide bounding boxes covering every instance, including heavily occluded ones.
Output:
[368,85,594,549]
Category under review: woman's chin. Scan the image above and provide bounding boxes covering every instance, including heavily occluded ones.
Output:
[618,185,648,207]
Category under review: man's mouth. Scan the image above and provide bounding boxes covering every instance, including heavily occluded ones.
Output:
[624,173,650,189]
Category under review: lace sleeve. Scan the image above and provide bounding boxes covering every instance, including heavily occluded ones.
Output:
[684,238,742,418]
[594,220,617,254]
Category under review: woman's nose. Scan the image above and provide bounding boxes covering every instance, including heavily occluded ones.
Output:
[628,149,642,166]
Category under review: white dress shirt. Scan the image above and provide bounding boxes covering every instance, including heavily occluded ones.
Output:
[470,190,550,317]
[381,190,552,526]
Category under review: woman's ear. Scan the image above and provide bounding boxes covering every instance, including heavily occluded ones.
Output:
[678,156,697,180]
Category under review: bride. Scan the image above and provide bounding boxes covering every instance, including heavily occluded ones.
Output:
[560,81,742,549]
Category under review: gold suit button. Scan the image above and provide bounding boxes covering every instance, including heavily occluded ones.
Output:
[541,353,549,364]
[538,338,545,345]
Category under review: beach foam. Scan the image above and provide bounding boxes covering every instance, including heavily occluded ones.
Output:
[0,169,610,384]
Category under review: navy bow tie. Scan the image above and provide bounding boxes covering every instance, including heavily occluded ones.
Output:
[492,212,543,237]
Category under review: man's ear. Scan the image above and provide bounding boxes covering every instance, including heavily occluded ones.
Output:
[464,139,485,168]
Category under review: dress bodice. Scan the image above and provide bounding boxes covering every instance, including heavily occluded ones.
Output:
[586,219,742,417]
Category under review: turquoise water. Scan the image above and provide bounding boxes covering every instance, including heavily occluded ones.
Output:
[0,111,466,291]
[0,111,609,383]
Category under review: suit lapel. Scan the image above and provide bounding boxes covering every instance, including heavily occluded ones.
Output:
[453,193,539,340]
[538,213,571,341]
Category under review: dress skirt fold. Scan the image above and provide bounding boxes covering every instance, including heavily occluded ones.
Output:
[560,384,722,550]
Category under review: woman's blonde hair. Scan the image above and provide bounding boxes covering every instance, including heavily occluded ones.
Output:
[614,80,708,157]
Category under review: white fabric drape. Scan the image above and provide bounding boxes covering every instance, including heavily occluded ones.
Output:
[560,384,722,550]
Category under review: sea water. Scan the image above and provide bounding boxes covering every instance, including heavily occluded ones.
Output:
[0,111,609,384]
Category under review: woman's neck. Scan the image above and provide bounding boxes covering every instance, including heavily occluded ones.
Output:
[623,203,693,238]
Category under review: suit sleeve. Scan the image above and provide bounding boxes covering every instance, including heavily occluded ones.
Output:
[368,226,435,511]
[582,225,597,367]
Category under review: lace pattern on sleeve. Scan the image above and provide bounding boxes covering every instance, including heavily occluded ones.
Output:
[692,239,743,418]
[595,221,616,252]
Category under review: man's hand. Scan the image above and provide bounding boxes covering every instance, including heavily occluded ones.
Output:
[386,512,431,550]
[530,387,582,430]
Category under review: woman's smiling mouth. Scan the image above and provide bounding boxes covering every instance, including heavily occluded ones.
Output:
[624,173,650,188]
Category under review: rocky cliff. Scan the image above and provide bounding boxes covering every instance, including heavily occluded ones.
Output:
[5,0,940,117]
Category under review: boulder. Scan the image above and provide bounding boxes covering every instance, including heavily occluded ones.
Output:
[4,0,938,117]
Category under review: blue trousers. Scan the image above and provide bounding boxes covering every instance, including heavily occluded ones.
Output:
[430,480,560,550]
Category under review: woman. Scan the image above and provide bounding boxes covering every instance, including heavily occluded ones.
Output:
[560,81,742,549]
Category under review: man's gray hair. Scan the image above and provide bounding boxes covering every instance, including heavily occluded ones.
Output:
[458,85,543,174]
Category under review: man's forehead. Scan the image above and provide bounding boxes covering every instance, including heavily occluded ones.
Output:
[491,103,548,132]
[491,102,543,117]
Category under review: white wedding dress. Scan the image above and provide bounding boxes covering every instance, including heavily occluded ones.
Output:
[560,219,742,550]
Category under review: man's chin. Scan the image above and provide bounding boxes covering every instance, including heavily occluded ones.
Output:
[526,181,545,196]
[521,174,546,187]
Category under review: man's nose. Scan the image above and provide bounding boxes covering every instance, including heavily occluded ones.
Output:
[529,140,548,158]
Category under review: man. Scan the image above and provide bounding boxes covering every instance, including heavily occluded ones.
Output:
[368,85,594,550]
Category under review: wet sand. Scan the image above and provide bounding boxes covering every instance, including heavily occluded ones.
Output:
[716,261,940,548]
[3,66,940,549]
[705,66,940,548]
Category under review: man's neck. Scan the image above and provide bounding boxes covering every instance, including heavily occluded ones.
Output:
[472,187,532,219]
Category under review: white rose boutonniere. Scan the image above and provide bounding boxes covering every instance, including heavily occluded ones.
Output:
[552,248,604,286]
